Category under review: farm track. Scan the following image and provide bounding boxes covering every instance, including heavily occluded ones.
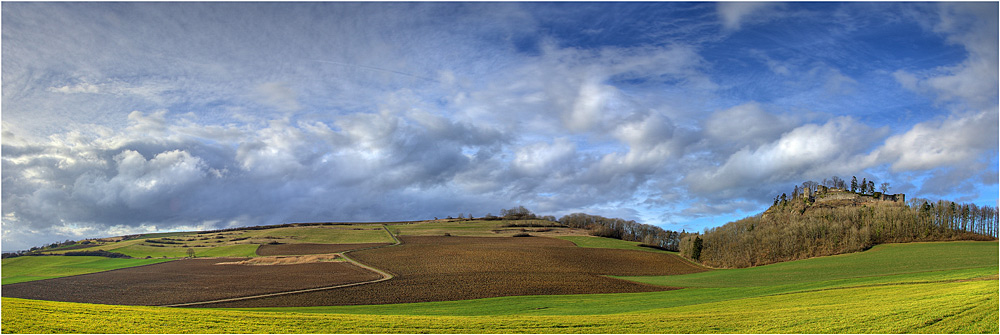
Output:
[163,225,403,307]
[3,226,405,307]
[0,258,381,306]
[4,229,705,308]
[196,235,706,308]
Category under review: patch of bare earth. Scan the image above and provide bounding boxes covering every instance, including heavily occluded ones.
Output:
[255,243,390,256]
[199,235,707,307]
[1,258,380,306]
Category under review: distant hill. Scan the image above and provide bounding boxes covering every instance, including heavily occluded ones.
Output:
[680,184,998,268]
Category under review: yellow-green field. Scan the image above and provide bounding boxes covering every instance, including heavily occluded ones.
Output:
[2,240,996,333]
[3,278,994,333]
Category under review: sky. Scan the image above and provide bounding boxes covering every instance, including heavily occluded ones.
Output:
[2,2,997,251]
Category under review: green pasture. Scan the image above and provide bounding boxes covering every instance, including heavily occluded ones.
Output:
[557,236,677,254]
[236,226,394,244]
[390,219,567,237]
[1,256,171,285]
[105,243,261,258]
[621,241,998,288]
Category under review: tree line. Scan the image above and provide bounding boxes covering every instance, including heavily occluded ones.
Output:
[680,182,998,268]
[558,213,690,251]
[493,206,690,251]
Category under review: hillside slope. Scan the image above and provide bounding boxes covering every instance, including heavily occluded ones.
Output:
[681,189,997,268]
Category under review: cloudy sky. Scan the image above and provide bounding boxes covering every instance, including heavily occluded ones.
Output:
[2,2,997,251]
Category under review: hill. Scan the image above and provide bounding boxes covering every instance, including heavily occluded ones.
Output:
[3,241,996,333]
[2,204,997,332]
[680,182,998,268]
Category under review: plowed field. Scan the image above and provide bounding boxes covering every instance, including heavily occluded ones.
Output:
[255,243,391,256]
[199,236,707,307]
[1,258,380,306]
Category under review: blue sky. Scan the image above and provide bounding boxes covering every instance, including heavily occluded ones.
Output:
[2,2,997,251]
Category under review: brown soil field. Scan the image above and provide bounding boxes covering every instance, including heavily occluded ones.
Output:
[199,235,707,307]
[1,258,380,306]
[216,254,342,265]
[255,243,390,256]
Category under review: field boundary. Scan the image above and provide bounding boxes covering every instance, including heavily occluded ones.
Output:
[161,225,402,308]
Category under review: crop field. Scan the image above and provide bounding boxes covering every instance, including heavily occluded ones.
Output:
[388,219,588,237]
[38,225,394,258]
[255,242,391,256]
[2,258,380,306]
[3,276,995,333]
[3,233,995,333]
[557,236,677,254]
[1,256,171,285]
[193,235,705,308]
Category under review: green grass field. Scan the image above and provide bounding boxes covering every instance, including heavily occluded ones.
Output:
[236,226,394,244]
[388,219,570,237]
[2,278,994,333]
[2,241,995,333]
[620,241,997,288]
[1,256,172,285]
[389,220,507,236]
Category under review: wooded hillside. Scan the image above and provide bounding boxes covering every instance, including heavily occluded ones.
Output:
[680,180,998,268]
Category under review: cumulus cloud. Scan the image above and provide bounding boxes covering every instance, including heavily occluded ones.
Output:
[874,109,998,172]
[2,3,997,251]
[687,117,887,195]
[703,102,797,149]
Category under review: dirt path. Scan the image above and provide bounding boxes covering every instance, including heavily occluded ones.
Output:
[161,225,402,308]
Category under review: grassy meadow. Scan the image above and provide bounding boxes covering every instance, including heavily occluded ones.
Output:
[2,240,996,333]
[1,256,172,285]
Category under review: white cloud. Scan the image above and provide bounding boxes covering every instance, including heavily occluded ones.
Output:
[704,102,797,149]
[254,82,302,113]
[717,2,778,31]
[48,82,100,94]
[688,117,884,194]
[894,2,998,110]
[512,138,577,178]
[874,109,998,172]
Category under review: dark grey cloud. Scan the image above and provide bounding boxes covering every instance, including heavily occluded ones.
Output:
[2,2,997,250]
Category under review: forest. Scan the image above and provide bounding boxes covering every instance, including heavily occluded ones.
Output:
[680,177,999,268]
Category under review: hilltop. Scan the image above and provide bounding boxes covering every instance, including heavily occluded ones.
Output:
[680,180,998,268]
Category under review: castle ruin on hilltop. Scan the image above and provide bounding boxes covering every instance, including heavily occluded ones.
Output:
[801,185,905,203]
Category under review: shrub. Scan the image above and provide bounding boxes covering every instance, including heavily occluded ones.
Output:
[512,233,532,237]
[64,250,131,258]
